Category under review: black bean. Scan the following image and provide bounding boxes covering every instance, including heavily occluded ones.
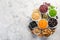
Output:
[56,16,58,19]
[48,18,58,27]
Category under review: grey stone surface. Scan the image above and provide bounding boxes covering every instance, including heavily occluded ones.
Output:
[0,0,60,40]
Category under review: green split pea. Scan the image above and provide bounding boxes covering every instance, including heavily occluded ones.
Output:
[49,6,57,17]
[49,9,57,17]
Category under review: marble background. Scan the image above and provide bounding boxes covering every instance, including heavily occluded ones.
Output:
[0,0,60,40]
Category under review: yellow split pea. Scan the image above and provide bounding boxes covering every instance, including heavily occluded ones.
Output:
[32,9,41,21]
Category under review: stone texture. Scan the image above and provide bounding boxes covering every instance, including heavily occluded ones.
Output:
[0,0,60,40]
